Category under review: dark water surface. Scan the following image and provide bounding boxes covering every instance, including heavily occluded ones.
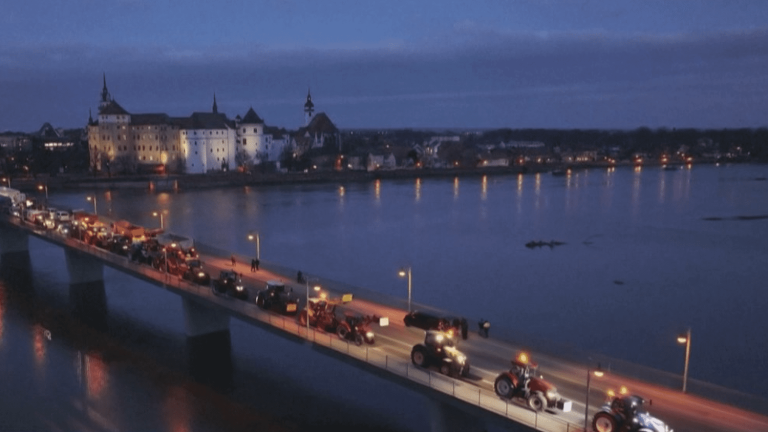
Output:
[2,163,768,430]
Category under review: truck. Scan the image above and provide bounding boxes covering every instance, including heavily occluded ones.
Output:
[410,330,470,378]
[592,395,673,432]
[493,352,572,413]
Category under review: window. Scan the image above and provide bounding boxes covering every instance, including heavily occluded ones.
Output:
[243,139,247,145]
[253,128,257,133]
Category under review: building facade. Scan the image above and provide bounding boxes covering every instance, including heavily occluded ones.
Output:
[87,76,288,174]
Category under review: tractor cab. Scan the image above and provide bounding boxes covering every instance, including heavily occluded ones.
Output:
[511,352,538,382]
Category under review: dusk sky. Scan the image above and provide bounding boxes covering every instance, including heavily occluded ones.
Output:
[2,0,768,132]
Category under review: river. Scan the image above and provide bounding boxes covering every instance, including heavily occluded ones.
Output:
[1,163,767,430]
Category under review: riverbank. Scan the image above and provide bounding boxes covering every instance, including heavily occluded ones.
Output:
[6,159,731,192]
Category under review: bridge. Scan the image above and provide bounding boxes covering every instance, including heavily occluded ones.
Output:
[1,208,767,432]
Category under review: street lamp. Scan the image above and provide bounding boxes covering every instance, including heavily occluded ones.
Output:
[305,278,321,334]
[153,211,164,230]
[398,266,412,312]
[677,328,692,393]
[248,232,260,260]
[86,195,97,215]
[38,184,48,200]
[1,177,10,188]
[584,364,605,432]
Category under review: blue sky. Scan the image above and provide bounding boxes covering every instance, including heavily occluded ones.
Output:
[2,0,768,132]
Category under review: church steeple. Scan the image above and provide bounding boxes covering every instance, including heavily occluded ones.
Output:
[304,88,315,126]
[212,93,218,114]
[99,73,112,111]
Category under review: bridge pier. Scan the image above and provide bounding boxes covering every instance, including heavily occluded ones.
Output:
[65,249,108,328]
[182,297,233,390]
[0,224,29,254]
[426,397,488,432]
[65,249,104,285]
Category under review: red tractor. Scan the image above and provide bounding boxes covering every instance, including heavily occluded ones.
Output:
[299,299,376,345]
[494,352,572,413]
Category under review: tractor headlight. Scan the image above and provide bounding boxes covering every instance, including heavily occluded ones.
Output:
[366,331,374,339]
[236,285,244,291]
[546,389,557,400]
[457,355,466,364]
[198,272,205,277]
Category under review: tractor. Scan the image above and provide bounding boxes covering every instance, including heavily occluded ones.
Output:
[593,395,673,432]
[493,352,572,413]
[410,330,470,378]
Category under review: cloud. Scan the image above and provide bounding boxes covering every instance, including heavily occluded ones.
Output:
[2,27,768,131]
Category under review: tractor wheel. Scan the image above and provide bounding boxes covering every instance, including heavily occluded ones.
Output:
[592,412,618,432]
[411,346,427,367]
[337,324,349,340]
[354,333,364,346]
[256,295,264,307]
[494,375,514,399]
[528,393,547,411]
[440,362,452,377]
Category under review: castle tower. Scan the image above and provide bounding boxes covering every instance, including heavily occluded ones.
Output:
[99,73,111,112]
[212,93,218,114]
[304,88,314,126]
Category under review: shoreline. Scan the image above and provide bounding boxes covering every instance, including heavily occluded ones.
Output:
[6,159,747,192]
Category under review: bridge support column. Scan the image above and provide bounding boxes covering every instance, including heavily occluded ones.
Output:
[426,398,488,432]
[0,224,29,254]
[182,297,233,390]
[181,297,230,337]
[65,249,104,285]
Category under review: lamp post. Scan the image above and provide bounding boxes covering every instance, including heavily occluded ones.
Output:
[38,184,48,201]
[86,195,97,215]
[248,232,260,260]
[677,328,692,393]
[1,177,10,188]
[398,266,412,312]
[305,278,320,335]
[584,364,604,432]
[153,211,164,230]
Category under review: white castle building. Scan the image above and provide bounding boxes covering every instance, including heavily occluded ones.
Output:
[88,75,289,174]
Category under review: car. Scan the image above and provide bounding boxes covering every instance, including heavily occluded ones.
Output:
[212,270,248,300]
[593,395,673,432]
[256,280,300,315]
[410,330,470,378]
[404,310,459,337]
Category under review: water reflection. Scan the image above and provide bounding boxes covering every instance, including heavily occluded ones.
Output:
[481,175,488,201]
[165,386,191,432]
[33,323,47,367]
[374,179,381,203]
[631,165,642,220]
[516,174,523,215]
[658,169,667,204]
[0,284,5,345]
[414,178,421,202]
[453,177,459,200]
[76,350,109,399]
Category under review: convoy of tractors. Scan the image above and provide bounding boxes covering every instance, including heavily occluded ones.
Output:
[2,191,674,432]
